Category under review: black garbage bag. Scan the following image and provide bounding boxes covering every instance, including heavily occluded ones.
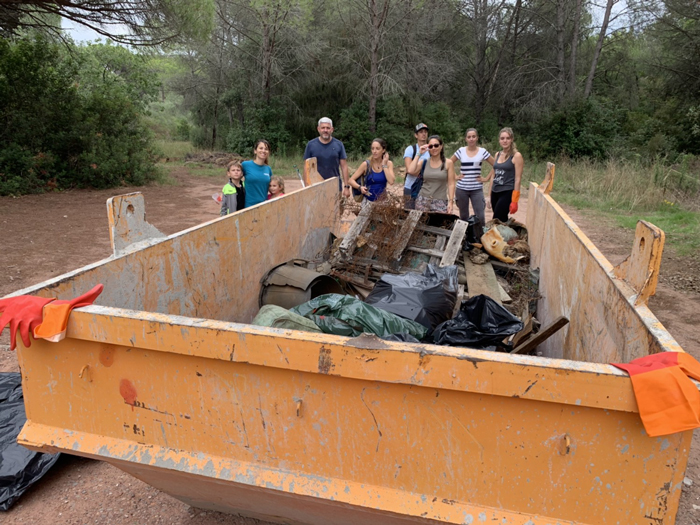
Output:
[466,215,484,245]
[365,265,459,330]
[431,294,523,348]
[0,372,60,511]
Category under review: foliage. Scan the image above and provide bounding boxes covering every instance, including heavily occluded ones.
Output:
[531,99,623,160]
[0,37,160,195]
[226,99,292,155]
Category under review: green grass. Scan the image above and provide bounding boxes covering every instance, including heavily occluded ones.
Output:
[617,208,700,256]
[154,139,195,160]
[526,158,700,255]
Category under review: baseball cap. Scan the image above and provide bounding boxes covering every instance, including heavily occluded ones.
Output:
[414,123,428,132]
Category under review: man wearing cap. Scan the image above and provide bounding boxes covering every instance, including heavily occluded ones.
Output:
[303,117,350,197]
[403,123,430,208]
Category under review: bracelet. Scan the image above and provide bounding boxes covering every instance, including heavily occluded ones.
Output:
[382,164,388,168]
[344,184,350,188]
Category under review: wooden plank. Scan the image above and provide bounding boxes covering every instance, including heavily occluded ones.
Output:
[512,313,534,347]
[415,224,452,237]
[510,316,569,355]
[491,260,529,274]
[406,246,445,258]
[337,202,374,256]
[463,253,502,304]
[440,220,469,267]
[429,236,447,266]
[498,282,512,303]
[391,210,424,260]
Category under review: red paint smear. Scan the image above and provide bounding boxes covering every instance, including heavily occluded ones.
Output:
[100,346,115,367]
[119,379,138,407]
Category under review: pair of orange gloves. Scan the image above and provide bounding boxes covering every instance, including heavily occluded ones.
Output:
[0,285,103,350]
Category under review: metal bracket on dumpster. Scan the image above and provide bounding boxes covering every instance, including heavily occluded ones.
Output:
[106,192,166,257]
[539,162,555,195]
[303,158,325,187]
[613,220,665,306]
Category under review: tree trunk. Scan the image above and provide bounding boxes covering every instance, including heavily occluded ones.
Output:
[584,0,615,99]
[261,20,272,103]
[556,0,566,101]
[568,0,583,95]
[367,0,387,133]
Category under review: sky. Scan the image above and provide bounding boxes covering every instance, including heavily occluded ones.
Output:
[62,18,128,43]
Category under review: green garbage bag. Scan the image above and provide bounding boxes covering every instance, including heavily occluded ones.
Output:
[291,294,428,340]
[307,314,362,337]
[252,304,322,333]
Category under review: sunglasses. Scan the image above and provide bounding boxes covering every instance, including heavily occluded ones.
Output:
[428,144,441,149]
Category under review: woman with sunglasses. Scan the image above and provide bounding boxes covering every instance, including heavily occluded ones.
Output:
[407,135,456,213]
[485,127,523,222]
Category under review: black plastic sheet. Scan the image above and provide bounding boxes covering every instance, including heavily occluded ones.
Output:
[431,294,524,349]
[0,373,60,511]
[365,265,458,330]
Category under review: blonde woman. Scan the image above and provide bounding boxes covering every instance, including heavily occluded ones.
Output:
[486,127,523,221]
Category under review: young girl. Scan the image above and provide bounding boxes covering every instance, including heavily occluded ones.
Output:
[485,127,523,222]
[450,128,494,226]
[220,161,245,216]
[267,176,285,200]
[348,138,395,205]
[408,135,456,213]
[242,139,273,208]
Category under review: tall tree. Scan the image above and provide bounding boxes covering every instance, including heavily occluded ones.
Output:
[584,0,616,98]
[0,0,215,45]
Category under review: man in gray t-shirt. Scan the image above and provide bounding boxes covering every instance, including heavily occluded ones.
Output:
[403,123,430,208]
[303,117,350,197]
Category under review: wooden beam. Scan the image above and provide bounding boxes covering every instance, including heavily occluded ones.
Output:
[430,236,447,265]
[440,220,468,267]
[463,252,502,304]
[392,210,423,260]
[510,316,569,355]
[337,202,374,256]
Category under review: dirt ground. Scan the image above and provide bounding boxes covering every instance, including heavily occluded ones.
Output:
[1,168,699,524]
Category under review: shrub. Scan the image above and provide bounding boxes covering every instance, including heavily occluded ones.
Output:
[0,37,159,195]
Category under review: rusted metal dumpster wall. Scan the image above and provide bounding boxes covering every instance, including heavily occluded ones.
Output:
[10,178,693,525]
[17,309,691,525]
[7,180,339,324]
[526,181,682,363]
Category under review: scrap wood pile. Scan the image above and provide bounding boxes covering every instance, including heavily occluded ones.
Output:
[255,196,568,355]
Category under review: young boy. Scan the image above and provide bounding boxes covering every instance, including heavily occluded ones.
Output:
[220,161,246,216]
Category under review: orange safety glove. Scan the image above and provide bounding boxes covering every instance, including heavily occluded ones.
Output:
[0,295,56,350]
[34,284,104,343]
[509,190,520,215]
[612,352,700,437]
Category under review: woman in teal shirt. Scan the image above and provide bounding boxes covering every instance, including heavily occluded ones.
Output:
[242,139,273,207]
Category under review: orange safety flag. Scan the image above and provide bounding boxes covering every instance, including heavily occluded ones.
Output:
[612,352,700,437]
[33,284,104,343]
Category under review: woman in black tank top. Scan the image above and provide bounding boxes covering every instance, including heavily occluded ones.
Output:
[484,127,524,222]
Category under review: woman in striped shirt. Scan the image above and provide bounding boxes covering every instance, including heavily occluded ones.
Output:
[450,128,495,226]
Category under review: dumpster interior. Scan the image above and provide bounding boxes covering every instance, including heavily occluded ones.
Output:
[251,195,556,355]
[13,178,671,364]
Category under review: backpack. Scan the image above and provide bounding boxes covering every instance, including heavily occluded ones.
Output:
[409,145,427,199]
[352,160,370,203]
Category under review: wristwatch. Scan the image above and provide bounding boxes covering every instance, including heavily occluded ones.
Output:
[344,184,350,188]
